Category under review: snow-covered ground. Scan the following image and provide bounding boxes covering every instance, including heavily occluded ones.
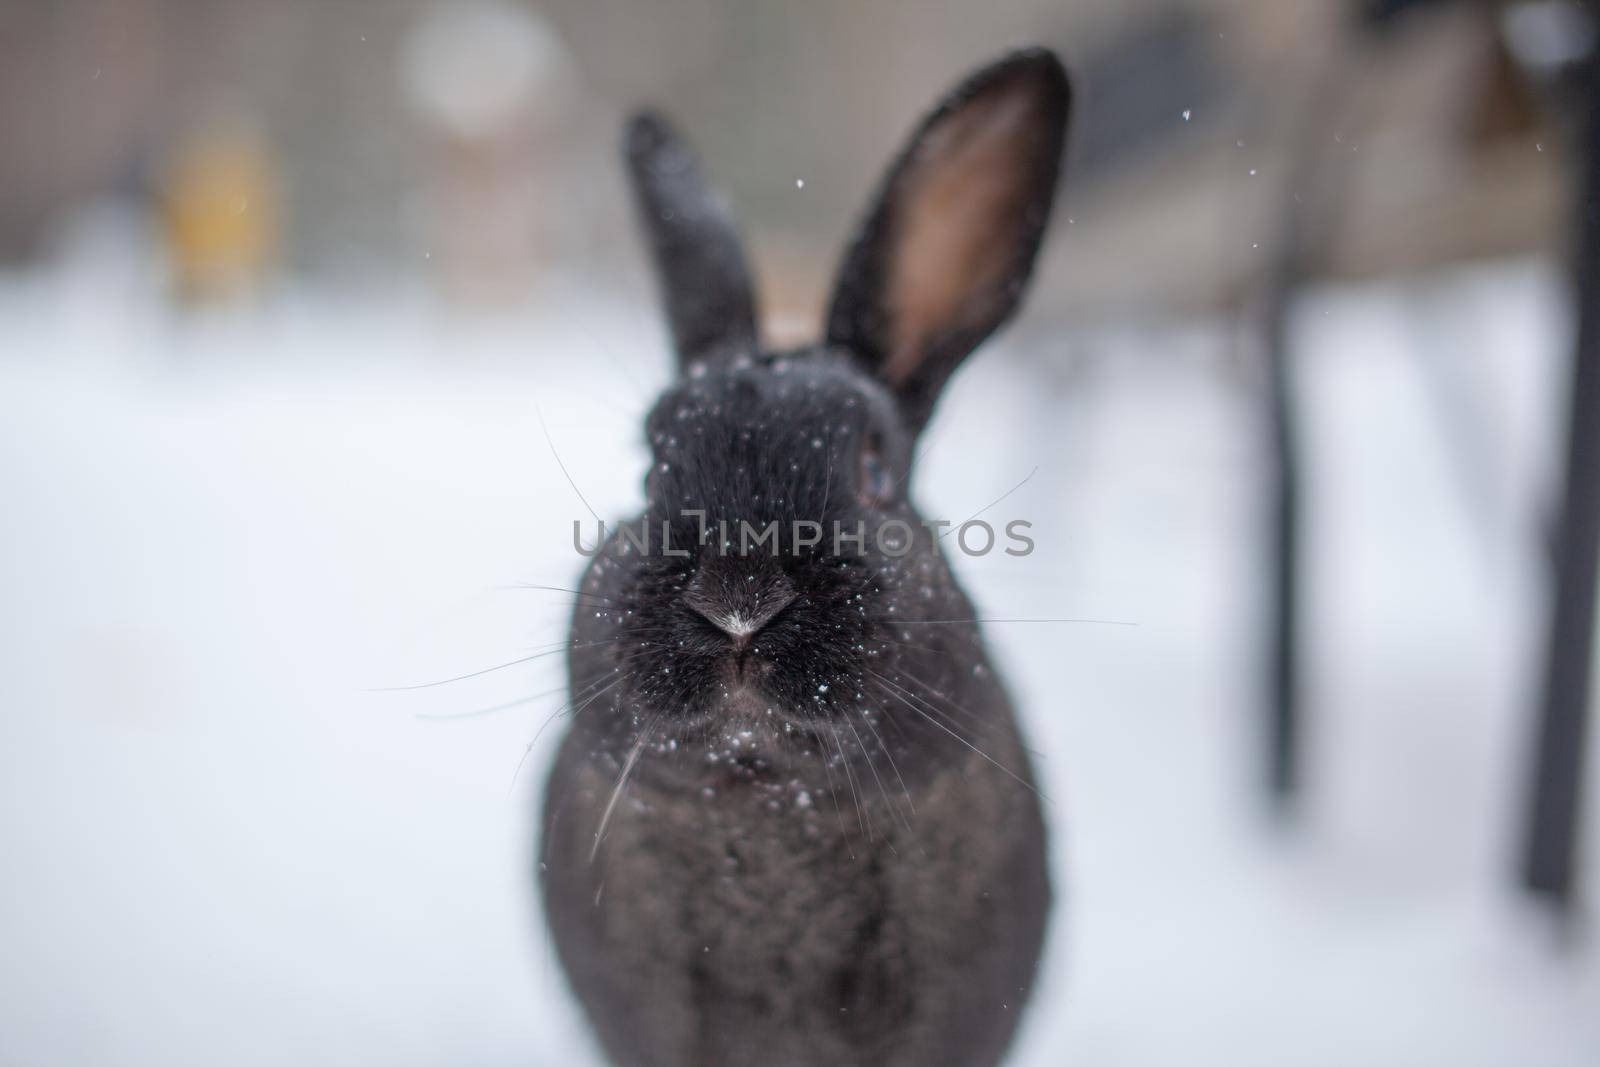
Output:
[1,257,1596,1065]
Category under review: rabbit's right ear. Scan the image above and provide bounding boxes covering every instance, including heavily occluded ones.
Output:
[624,111,760,370]
[825,49,1070,431]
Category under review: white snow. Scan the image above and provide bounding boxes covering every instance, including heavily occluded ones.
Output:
[0,256,1595,1065]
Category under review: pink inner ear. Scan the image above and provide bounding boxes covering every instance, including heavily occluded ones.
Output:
[884,85,1050,385]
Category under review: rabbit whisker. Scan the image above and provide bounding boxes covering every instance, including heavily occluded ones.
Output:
[847,716,908,843]
[512,671,633,792]
[872,636,950,658]
[370,638,618,692]
[867,670,1046,803]
[536,402,603,525]
[939,464,1040,539]
[590,712,659,863]
[829,717,872,843]
[870,668,994,746]
[416,682,569,721]
[890,617,1136,627]
[892,666,1046,759]
[894,433,938,495]
[856,704,916,822]
[869,653,999,727]
[497,582,626,607]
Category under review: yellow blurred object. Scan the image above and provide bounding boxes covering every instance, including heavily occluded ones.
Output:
[162,125,279,303]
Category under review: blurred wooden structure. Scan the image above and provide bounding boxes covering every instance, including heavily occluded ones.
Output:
[1245,0,1596,913]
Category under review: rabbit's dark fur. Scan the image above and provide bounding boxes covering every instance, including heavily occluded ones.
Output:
[540,48,1071,1067]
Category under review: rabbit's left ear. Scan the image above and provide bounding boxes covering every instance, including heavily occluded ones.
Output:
[825,49,1070,429]
[625,111,760,370]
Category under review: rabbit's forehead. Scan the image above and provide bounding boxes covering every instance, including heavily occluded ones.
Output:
[645,351,898,453]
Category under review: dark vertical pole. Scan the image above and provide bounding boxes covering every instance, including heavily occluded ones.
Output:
[1262,264,1302,803]
[1522,57,1600,904]
[1259,58,1348,806]
[1257,37,1358,807]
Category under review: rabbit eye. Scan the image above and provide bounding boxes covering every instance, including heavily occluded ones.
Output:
[857,440,893,508]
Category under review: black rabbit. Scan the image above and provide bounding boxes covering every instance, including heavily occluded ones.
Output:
[540,47,1071,1067]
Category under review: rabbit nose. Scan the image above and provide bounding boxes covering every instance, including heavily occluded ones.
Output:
[684,563,797,649]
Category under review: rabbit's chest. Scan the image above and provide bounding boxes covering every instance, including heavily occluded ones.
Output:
[594,776,899,974]
[543,735,1046,1066]
[549,759,986,1054]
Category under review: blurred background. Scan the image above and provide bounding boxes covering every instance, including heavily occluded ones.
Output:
[2,0,1598,1063]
